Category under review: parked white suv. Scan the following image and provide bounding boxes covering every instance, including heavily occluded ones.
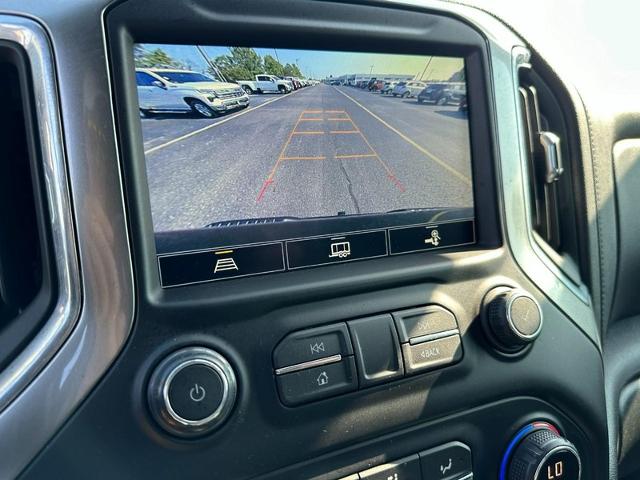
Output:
[391,80,427,98]
[237,75,293,94]
[136,68,249,118]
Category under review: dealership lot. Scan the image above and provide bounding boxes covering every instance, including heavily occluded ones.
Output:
[142,83,473,232]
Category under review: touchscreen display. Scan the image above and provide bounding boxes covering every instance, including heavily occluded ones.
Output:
[135,44,476,286]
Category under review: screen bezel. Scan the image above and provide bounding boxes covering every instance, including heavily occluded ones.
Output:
[106,0,502,293]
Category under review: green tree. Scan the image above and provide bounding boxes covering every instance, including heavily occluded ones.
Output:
[213,47,264,82]
[263,55,285,76]
[133,44,146,62]
[448,68,465,82]
[283,63,303,77]
[135,48,184,69]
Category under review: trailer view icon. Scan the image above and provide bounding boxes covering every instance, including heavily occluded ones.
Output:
[329,240,351,259]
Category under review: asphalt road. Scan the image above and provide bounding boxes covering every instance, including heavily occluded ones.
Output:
[142,83,473,232]
[141,95,275,151]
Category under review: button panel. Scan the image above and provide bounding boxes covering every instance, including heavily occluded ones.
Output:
[388,220,475,255]
[157,219,475,287]
[393,305,459,343]
[402,335,463,375]
[273,323,353,370]
[348,315,404,387]
[360,454,421,479]
[393,305,463,376]
[334,441,473,480]
[158,242,285,287]
[273,304,463,406]
[286,230,388,269]
[419,441,472,480]
[276,357,357,406]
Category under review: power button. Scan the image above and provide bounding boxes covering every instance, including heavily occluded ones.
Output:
[167,364,224,422]
[148,347,237,437]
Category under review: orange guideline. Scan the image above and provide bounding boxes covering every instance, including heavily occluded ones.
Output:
[256,109,404,202]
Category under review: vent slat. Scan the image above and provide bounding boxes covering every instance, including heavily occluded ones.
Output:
[518,63,584,284]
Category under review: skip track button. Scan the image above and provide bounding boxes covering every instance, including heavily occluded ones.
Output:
[273,323,353,370]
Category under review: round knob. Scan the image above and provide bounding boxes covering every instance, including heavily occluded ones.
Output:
[501,422,581,480]
[485,287,543,351]
[147,347,237,438]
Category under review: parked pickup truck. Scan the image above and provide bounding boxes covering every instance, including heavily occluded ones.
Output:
[136,68,249,118]
[237,75,293,94]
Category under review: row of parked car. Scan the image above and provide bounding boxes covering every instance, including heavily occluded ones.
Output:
[136,68,316,118]
[238,74,315,95]
[348,78,468,111]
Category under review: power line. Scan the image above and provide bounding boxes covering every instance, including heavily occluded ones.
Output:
[195,45,228,82]
[419,57,434,81]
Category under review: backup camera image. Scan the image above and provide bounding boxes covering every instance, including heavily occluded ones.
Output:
[135,44,474,232]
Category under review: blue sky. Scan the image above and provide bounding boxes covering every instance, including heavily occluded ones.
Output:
[139,44,463,81]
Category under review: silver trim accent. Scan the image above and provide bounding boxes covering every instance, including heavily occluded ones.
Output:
[0,12,135,479]
[0,18,81,412]
[408,328,461,345]
[509,47,598,342]
[148,347,237,437]
[533,444,581,480]
[275,354,343,375]
[539,131,564,183]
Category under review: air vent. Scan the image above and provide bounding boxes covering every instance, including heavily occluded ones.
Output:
[518,62,585,285]
[0,44,56,372]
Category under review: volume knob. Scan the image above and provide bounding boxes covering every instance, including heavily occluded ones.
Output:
[485,288,543,352]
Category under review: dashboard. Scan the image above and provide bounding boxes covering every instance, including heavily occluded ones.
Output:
[2,0,640,479]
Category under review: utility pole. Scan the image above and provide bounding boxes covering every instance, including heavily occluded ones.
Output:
[274,48,281,63]
[195,45,227,82]
[419,56,434,81]
[369,64,374,76]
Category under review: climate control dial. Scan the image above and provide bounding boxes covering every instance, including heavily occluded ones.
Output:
[501,422,581,480]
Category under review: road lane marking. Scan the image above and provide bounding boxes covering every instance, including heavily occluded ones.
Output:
[299,118,323,121]
[330,130,359,134]
[341,111,405,192]
[335,153,377,158]
[332,87,472,186]
[258,101,406,202]
[324,110,346,113]
[257,110,306,202]
[144,90,304,155]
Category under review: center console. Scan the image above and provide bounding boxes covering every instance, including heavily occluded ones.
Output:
[18,0,607,479]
